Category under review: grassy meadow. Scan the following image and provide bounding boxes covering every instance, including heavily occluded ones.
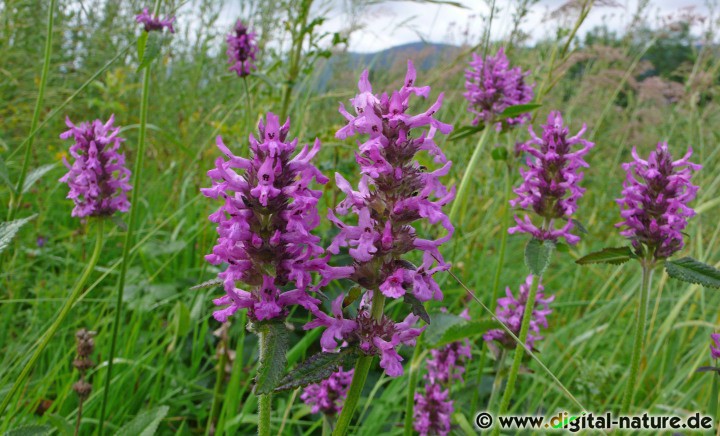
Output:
[2,0,720,434]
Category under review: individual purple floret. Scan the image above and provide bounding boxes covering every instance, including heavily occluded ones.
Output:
[464,47,534,130]
[711,333,720,360]
[413,383,453,436]
[483,275,554,350]
[59,115,132,218]
[227,20,258,77]
[300,367,354,415]
[203,113,343,323]
[135,8,175,33]
[305,294,424,377]
[616,142,701,259]
[509,111,594,245]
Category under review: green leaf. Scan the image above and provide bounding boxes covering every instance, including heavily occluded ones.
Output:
[423,313,466,345]
[113,405,169,436]
[0,156,13,192]
[254,321,290,395]
[274,348,358,392]
[0,214,38,255]
[190,277,223,290]
[449,124,485,141]
[403,293,430,324]
[433,319,498,347]
[137,32,162,71]
[343,286,362,308]
[665,257,720,288]
[555,242,570,253]
[44,414,73,436]
[4,425,52,436]
[491,147,508,161]
[22,163,56,194]
[137,31,148,61]
[576,246,634,266]
[524,238,554,276]
[499,103,542,119]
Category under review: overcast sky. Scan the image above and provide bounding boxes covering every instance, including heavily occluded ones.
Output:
[214,0,711,53]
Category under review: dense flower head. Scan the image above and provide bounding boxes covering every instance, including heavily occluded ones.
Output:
[509,111,594,245]
[202,113,342,323]
[59,115,131,218]
[711,333,720,360]
[616,142,701,259]
[305,294,424,377]
[483,275,554,350]
[464,47,534,130]
[300,367,354,415]
[413,383,453,436]
[135,8,175,33]
[227,20,258,77]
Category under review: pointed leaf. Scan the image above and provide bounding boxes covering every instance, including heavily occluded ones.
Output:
[254,321,290,394]
[665,257,720,288]
[499,103,541,119]
[274,348,358,392]
[422,312,466,345]
[137,32,162,71]
[434,319,498,347]
[137,31,148,61]
[0,214,38,254]
[403,293,430,324]
[22,163,56,194]
[524,238,554,276]
[190,277,223,290]
[576,246,634,266]
[113,405,169,436]
[449,124,485,141]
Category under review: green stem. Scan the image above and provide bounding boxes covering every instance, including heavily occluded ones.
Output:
[622,262,654,413]
[206,330,229,435]
[258,391,272,436]
[7,0,56,222]
[0,219,104,416]
[448,126,492,226]
[98,23,156,432]
[487,349,507,413]
[403,345,422,436]
[242,76,253,132]
[332,291,385,436]
[493,273,541,435]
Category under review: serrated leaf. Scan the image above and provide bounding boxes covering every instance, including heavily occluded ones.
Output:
[254,321,290,394]
[423,313,466,345]
[4,425,52,436]
[274,348,358,392]
[434,319,498,347]
[403,293,430,324]
[499,103,541,118]
[114,405,169,436]
[524,238,554,276]
[665,257,720,289]
[491,147,508,161]
[0,214,38,255]
[576,246,634,266]
[137,31,148,61]
[22,163,56,194]
[137,31,162,71]
[190,277,223,290]
[449,124,485,141]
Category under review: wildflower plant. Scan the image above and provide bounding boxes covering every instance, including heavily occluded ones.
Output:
[227,20,258,78]
[577,142,720,412]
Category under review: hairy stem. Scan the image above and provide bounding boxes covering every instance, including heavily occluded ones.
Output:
[258,383,272,436]
[7,0,56,221]
[332,291,385,436]
[622,262,654,412]
[449,126,492,225]
[0,219,104,417]
[493,273,541,434]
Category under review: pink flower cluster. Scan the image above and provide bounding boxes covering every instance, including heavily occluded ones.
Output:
[227,20,258,77]
[135,8,175,33]
[59,115,131,218]
[300,367,354,415]
[509,111,594,245]
[616,143,701,259]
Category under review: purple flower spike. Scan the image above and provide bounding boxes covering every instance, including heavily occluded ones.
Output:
[509,111,594,245]
[203,113,330,323]
[227,20,258,77]
[616,142,701,259]
[301,367,354,416]
[413,383,453,436]
[484,275,554,350]
[135,8,175,33]
[59,115,132,218]
[464,47,534,130]
[711,333,720,360]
